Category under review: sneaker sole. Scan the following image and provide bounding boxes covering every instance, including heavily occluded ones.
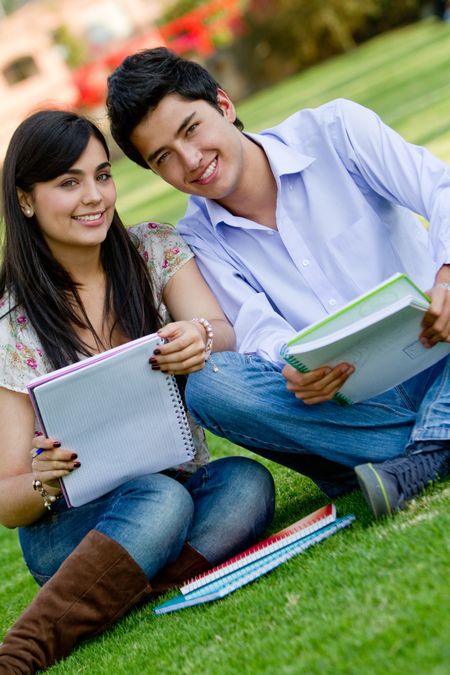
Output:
[355,463,393,518]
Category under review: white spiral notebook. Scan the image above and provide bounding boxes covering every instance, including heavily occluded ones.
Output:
[27,334,195,507]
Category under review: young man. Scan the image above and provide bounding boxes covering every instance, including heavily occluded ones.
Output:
[106,47,450,518]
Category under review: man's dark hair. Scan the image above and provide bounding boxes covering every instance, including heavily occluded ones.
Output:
[107,47,244,168]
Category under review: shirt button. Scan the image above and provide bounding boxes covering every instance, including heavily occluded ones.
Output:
[302,259,310,267]
[329,298,337,306]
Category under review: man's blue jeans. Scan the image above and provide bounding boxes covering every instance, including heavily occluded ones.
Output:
[185,353,450,487]
[19,457,275,586]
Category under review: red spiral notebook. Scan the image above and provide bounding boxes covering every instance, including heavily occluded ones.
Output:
[154,503,355,615]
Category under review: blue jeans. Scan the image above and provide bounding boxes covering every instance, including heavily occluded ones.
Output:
[185,352,450,477]
[19,457,275,586]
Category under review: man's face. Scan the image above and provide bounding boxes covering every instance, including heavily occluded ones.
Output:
[130,91,246,206]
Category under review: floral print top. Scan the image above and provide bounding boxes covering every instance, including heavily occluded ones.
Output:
[0,221,209,473]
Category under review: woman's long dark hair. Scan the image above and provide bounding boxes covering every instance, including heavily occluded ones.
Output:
[0,110,161,369]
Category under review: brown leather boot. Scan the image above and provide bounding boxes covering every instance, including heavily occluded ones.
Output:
[151,543,210,594]
[0,529,154,674]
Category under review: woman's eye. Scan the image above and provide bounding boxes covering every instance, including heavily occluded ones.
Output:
[60,179,77,188]
[97,172,112,182]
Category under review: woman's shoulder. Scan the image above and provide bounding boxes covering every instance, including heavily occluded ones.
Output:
[128,220,193,287]
[129,220,191,252]
[0,294,51,393]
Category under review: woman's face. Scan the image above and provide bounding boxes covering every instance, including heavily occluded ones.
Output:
[19,136,116,258]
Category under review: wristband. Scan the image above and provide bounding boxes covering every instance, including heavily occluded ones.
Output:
[190,317,214,359]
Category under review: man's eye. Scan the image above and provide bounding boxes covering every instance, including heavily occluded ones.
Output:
[157,152,170,165]
[187,123,199,135]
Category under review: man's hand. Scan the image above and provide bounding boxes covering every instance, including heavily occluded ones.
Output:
[282,362,354,405]
[420,282,450,348]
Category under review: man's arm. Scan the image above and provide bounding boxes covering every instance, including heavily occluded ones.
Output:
[332,98,450,270]
[177,221,296,363]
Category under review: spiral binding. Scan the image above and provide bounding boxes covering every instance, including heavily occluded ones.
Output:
[165,373,196,459]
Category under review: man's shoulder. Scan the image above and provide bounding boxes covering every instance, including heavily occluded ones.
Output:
[262,98,364,138]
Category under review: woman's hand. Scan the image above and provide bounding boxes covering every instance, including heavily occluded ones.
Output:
[282,362,354,405]
[150,320,210,374]
[31,436,80,494]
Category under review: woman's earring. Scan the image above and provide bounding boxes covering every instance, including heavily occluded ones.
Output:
[24,208,33,217]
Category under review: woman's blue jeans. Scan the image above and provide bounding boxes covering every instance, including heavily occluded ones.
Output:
[19,457,275,586]
[185,352,450,476]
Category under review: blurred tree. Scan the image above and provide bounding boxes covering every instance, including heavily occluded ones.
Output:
[160,0,209,23]
[0,0,31,16]
[231,0,428,91]
[53,24,88,68]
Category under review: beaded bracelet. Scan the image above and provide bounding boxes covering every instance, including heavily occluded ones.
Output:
[32,479,63,511]
[191,317,214,359]
[437,282,450,291]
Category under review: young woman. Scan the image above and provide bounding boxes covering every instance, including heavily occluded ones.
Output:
[0,111,275,673]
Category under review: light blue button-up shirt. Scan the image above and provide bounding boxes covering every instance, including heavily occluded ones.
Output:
[177,98,450,363]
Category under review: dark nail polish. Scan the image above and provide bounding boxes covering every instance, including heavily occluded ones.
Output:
[53,441,61,448]
[153,349,161,355]
[70,453,78,460]
[73,461,81,468]
[151,365,161,370]
[149,357,158,364]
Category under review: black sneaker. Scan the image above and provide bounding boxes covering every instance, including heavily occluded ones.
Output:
[355,449,450,518]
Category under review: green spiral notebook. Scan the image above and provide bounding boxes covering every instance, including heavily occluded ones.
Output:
[280,273,450,405]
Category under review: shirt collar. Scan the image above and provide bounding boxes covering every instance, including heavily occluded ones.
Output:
[199,131,315,228]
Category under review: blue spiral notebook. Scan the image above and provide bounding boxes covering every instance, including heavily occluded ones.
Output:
[154,504,355,615]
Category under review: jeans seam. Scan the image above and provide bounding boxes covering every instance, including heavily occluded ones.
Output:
[204,422,306,454]
[394,384,417,412]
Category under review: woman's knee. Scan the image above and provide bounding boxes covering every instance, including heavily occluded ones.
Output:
[209,456,275,523]
[116,473,194,521]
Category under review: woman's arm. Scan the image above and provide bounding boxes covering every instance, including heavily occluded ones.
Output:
[154,258,236,374]
[0,387,78,528]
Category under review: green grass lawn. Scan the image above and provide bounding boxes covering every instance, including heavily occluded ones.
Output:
[2,18,450,675]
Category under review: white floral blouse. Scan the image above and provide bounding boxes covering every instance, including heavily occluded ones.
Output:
[0,221,209,474]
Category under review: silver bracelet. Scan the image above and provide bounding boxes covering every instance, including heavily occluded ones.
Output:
[190,317,214,358]
[33,479,63,510]
[437,282,450,291]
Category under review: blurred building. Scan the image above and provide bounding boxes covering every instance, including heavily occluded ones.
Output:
[0,0,169,162]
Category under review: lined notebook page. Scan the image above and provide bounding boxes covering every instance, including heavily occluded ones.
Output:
[29,335,195,507]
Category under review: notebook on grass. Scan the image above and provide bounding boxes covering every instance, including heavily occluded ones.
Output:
[281,273,450,405]
[154,504,355,615]
[27,333,195,507]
